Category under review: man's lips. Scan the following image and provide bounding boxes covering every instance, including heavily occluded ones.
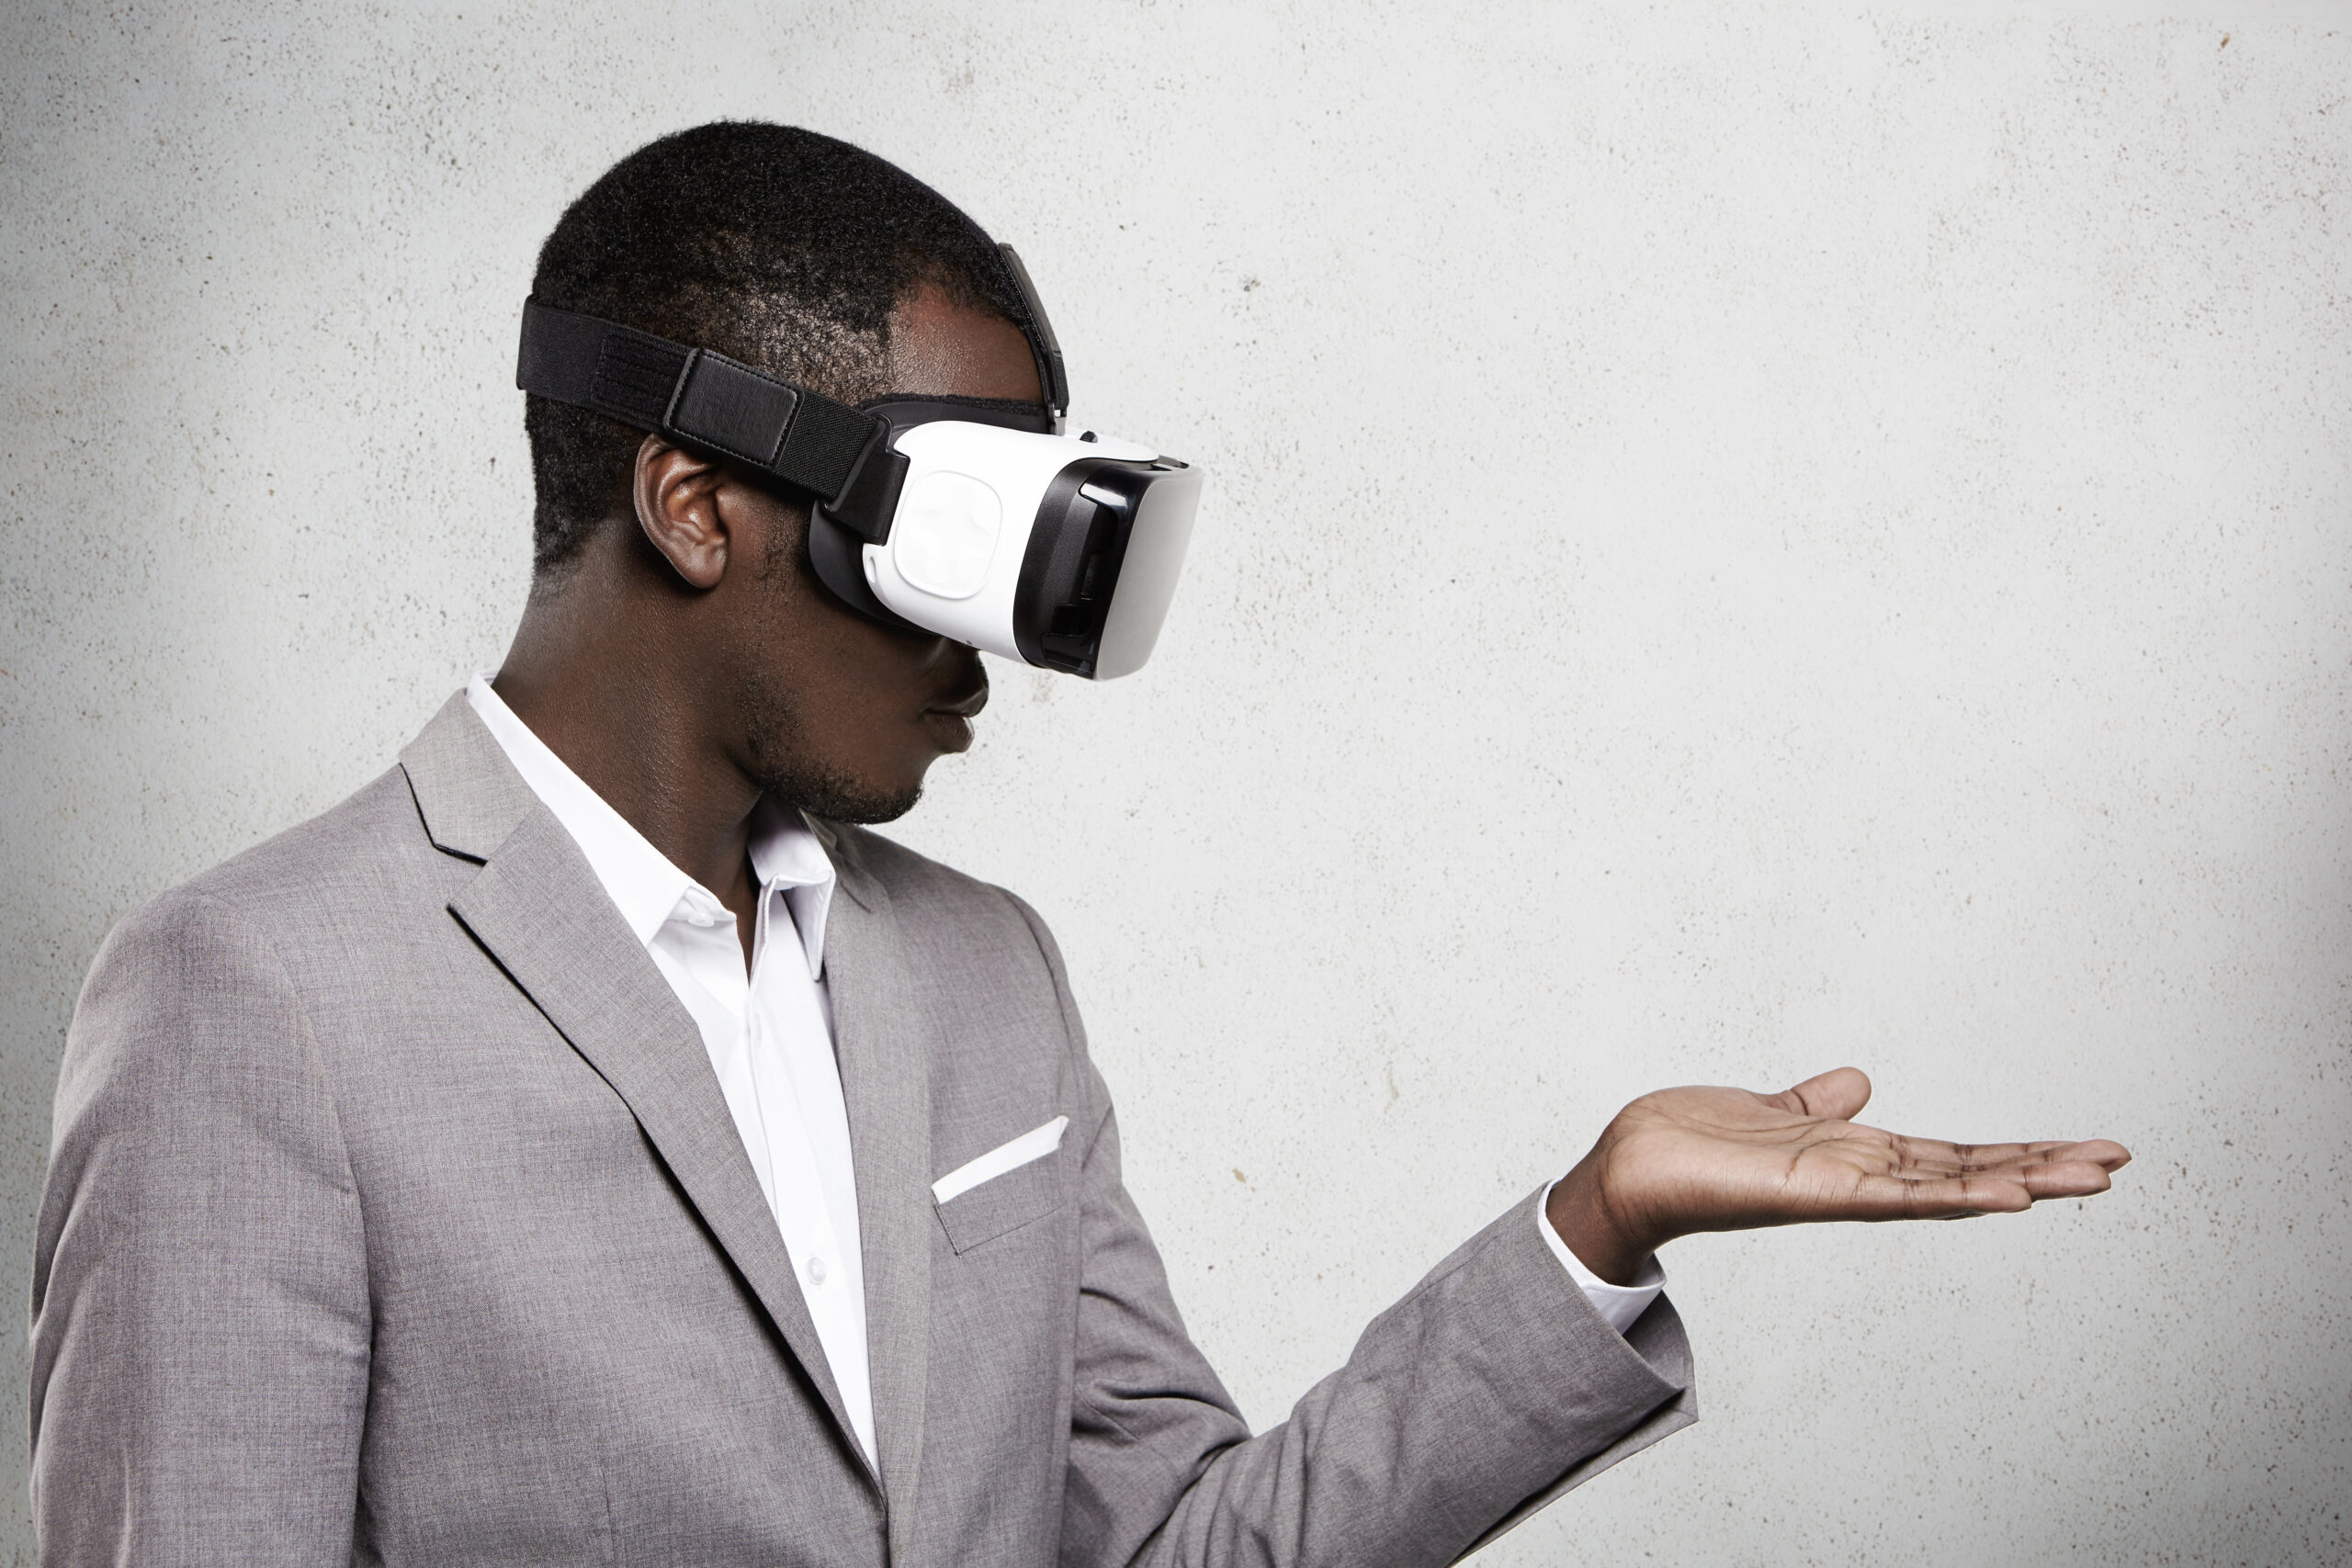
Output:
[925,683,989,720]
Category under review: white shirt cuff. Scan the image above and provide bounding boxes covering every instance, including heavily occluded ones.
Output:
[1535,1181,1667,1337]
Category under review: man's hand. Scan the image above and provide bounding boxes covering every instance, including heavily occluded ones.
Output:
[1544,1066,2132,1285]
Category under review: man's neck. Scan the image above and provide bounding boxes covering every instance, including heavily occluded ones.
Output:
[492,591,765,933]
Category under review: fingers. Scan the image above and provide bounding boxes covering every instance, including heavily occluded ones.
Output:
[1870,1134,2134,1177]
[2013,1158,2117,1200]
[1770,1066,1871,1122]
[1852,1173,2035,1221]
[1838,1159,2114,1221]
[2057,1138,2132,1171]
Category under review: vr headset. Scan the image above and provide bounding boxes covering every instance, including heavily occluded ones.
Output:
[514,246,1202,681]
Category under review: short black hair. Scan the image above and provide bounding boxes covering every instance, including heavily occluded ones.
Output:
[524,122,1025,580]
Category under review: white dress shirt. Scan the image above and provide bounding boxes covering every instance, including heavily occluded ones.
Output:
[467,671,1665,1460]
[468,675,876,1461]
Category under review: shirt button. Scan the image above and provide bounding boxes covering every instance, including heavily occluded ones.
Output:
[807,1256,828,1286]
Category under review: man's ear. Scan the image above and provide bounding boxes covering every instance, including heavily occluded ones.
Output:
[631,434,732,590]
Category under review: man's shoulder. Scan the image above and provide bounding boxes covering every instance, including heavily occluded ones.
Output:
[120,763,448,953]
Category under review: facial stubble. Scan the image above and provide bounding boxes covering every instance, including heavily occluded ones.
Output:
[739,513,929,827]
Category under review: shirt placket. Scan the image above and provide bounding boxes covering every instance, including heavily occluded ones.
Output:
[745,880,874,1464]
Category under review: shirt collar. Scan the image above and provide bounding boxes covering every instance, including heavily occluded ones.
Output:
[748,793,835,982]
[465,674,836,978]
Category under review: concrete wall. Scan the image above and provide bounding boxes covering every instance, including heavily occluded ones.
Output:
[4,2,2346,1562]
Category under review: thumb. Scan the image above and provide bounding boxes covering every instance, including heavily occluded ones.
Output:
[1770,1066,1871,1122]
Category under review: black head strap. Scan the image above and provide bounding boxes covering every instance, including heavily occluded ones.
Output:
[994,245,1069,423]
[516,298,910,541]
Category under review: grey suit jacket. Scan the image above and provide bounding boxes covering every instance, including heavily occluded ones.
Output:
[30,694,1695,1567]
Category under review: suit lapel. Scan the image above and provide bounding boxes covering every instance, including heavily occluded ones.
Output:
[822,835,934,1560]
[404,695,874,1481]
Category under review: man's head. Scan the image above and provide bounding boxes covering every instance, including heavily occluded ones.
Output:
[514,123,1044,823]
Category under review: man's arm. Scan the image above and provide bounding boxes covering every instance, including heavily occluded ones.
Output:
[31,889,371,1566]
[1010,897,2131,1568]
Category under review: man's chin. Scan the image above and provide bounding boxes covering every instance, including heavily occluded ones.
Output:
[743,711,936,825]
[766,764,925,827]
[811,783,923,826]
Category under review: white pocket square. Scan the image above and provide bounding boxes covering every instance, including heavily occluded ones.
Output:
[931,1115,1069,1204]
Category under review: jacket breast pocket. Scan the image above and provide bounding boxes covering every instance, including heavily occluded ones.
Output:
[933,1149,1069,1255]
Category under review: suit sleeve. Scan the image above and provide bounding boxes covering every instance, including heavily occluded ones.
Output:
[30,889,371,1566]
[1002,895,1698,1568]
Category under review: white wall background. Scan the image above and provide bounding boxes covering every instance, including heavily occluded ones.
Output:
[4,2,2347,1562]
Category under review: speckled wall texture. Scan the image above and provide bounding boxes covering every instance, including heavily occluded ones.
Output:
[3,2,2346,1562]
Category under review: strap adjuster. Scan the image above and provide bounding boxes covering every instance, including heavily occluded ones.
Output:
[517,298,887,523]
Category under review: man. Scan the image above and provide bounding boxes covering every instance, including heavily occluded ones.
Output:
[29,124,2129,1566]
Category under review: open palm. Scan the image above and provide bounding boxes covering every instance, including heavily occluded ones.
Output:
[1546,1067,2132,1284]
